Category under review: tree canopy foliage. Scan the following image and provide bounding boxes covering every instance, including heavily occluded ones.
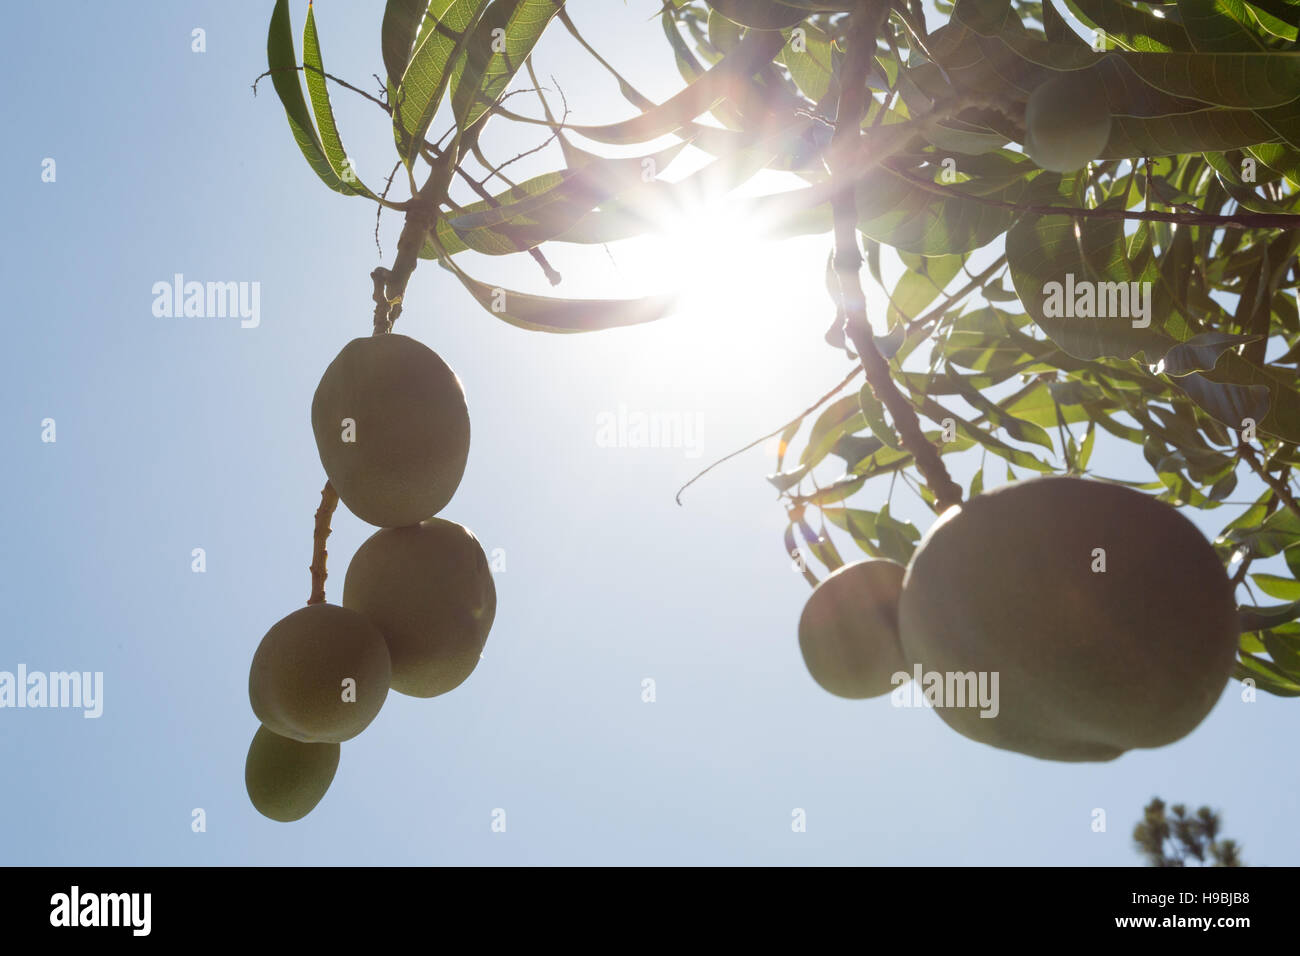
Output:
[263,0,1300,698]
[1135,797,1244,866]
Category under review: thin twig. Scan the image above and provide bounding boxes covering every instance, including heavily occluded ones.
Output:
[375,160,404,255]
[426,140,563,286]
[308,482,340,606]
[253,66,391,114]
[674,365,864,505]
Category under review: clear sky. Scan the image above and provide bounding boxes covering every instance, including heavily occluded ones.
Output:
[2,0,1295,865]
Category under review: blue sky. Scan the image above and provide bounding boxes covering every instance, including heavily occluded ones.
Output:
[1,0,1295,865]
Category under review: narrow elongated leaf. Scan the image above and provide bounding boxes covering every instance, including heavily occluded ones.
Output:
[1239,600,1300,631]
[1234,654,1300,695]
[1262,630,1300,675]
[1252,573,1300,601]
[858,385,902,450]
[857,160,1024,256]
[382,0,432,91]
[887,254,963,325]
[1186,350,1300,442]
[1176,0,1268,53]
[1006,176,1174,360]
[785,523,820,587]
[266,0,353,194]
[437,255,679,332]
[798,516,844,572]
[800,395,866,468]
[444,142,687,254]
[1077,420,1097,471]
[805,474,869,505]
[498,28,787,145]
[706,0,809,30]
[821,508,885,559]
[1064,0,1195,51]
[1156,331,1260,375]
[452,0,567,132]
[768,462,812,493]
[303,5,377,198]
[776,19,833,103]
[392,0,489,164]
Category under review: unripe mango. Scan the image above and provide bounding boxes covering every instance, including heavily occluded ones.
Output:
[311,334,470,528]
[799,559,909,699]
[249,603,391,743]
[898,477,1239,762]
[1024,73,1112,173]
[343,518,496,698]
[245,726,340,822]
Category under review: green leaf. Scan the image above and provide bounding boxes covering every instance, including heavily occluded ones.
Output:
[452,0,567,133]
[1251,573,1300,601]
[382,0,432,91]
[1263,630,1300,675]
[1244,2,1298,42]
[832,435,884,465]
[800,395,865,468]
[1185,351,1300,443]
[768,463,811,493]
[303,4,376,198]
[875,503,921,563]
[776,20,834,103]
[1006,177,1175,360]
[776,417,802,472]
[1156,331,1260,376]
[1235,652,1300,695]
[858,384,902,450]
[265,0,354,194]
[1226,505,1300,558]
[952,412,1055,472]
[822,507,885,559]
[498,28,788,145]
[798,516,844,572]
[443,143,687,254]
[1172,367,1272,435]
[392,0,488,165]
[706,7,743,53]
[1176,0,1269,53]
[1077,420,1097,471]
[1064,0,1195,52]
[947,369,1057,452]
[705,0,810,30]
[887,254,964,325]
[856,159,1024,256]
[805,474,868,505]
[437,255,679,332]
[785,522,820,587]
[1238,600,1300,631]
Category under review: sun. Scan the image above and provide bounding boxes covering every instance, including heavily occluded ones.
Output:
[665,203,775,313]
[601,181,829,366]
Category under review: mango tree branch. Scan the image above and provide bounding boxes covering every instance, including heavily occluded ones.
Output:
[373,142,462,334]
[419,140,562,287]
[833,1,963,513]
[308,482,340,606]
